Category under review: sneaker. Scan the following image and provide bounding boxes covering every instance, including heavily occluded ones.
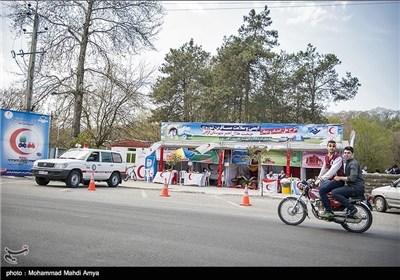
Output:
[320,211,334,219]
[346,208,357,217]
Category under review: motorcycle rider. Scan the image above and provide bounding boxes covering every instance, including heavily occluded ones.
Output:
[314,140,345,219]
[331,146,365,217]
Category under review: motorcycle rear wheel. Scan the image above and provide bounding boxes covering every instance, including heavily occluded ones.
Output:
[340,203,373,233]
[278,197,307,226]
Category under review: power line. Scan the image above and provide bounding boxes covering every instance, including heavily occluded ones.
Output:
[163,1,399,12]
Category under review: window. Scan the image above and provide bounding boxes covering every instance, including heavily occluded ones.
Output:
[88,152,99,162]
[126,148,137,163]
[112,152,123,163]
[101,152,112,163]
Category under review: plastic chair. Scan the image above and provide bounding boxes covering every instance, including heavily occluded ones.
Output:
[204,171,211,186]
[179,170,187,185]
[171,170,178,184]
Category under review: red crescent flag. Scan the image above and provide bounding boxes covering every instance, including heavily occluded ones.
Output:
[262,179,278,193]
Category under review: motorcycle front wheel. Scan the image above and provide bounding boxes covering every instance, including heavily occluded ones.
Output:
[277,197,307,226]
[340,203,373,233]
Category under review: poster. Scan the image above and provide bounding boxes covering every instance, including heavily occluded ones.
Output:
[0,109,50,176]
[160,122,343,144]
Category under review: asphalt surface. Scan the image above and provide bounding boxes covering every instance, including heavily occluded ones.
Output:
[119,177,289,200]
[1,175,290,199]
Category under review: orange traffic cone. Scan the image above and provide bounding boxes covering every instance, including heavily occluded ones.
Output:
[240,185,252,206]
[88,172,96,191]
[159,178,170,197]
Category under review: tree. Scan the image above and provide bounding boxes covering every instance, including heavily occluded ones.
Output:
[349,118,393,173]
[210,5,278,123]
[291,44,361,122]
[2,1,165,137]
[252,50,297,123]
[326,108,400,171]
[0,86,25,111]
[149,39,211,122]
[81,61,156,147]
[238,5,278,49]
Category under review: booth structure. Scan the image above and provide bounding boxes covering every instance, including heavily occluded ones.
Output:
[112,122,349,195]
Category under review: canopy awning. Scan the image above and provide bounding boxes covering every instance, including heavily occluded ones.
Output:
[189,149,219,164]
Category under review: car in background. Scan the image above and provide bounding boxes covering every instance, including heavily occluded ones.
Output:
[368,178,400,212]
[32,148,127,188]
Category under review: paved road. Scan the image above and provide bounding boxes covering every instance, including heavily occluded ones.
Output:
[1,176,399,270]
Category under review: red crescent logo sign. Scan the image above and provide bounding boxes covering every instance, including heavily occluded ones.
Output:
[328,127,336,134]
[10,128,30,155]
[208,164,213,170]
[188,173,192,180]
[160,172,164,177]
[137,165,144,178]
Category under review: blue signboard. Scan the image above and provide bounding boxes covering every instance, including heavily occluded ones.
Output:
[161,122,343,144]
[0,109,50,176]
[231,149,251,165]
[144,152,157,181]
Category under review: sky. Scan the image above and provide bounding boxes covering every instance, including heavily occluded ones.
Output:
[1,1,399,113]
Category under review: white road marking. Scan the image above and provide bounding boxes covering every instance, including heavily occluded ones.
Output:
[211,194,242,208]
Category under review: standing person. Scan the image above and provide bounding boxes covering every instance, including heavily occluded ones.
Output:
[266,170,275,179]
[314,140,345,219]
[276,169,286,193]
[278,169,286,179]
[331,146,365,217]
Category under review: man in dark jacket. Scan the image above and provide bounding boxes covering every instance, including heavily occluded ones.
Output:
[386,164,400,174]
[331,146,365,217]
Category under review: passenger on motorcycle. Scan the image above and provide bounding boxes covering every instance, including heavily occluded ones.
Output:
[314,140,345,219]
[331,146,365,218]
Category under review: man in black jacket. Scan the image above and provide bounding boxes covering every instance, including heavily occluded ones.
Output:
[331,146,365,217]
[386,164,400,174]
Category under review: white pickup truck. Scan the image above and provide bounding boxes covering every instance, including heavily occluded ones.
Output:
[31,148,127,188]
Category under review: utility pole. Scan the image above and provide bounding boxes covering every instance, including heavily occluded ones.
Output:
[11,2,45,111]
[25,2,39,112]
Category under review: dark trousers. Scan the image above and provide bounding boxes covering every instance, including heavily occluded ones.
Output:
[331,186,365,211]
[319,180,345,211]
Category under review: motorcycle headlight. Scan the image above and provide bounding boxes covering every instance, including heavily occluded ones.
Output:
[54,163,68,169]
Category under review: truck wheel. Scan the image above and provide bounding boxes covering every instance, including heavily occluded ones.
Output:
[107,172,120,188]
[66,170,81,188]
[35,177,50,186]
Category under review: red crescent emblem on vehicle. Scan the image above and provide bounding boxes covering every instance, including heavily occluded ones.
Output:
[189,173,192,180]
[10,128,30,155]
[160,172,164,177]
[208,164,213,170]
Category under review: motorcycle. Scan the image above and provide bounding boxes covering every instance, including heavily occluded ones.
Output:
[277,179,373,233]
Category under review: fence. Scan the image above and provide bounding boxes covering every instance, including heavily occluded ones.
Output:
[364,173,400,194]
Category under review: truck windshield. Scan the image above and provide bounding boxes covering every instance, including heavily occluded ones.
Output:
[59,149,90,160]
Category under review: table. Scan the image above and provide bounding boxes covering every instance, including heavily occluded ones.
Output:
[183,172,205,187]
[153,171,178,184]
